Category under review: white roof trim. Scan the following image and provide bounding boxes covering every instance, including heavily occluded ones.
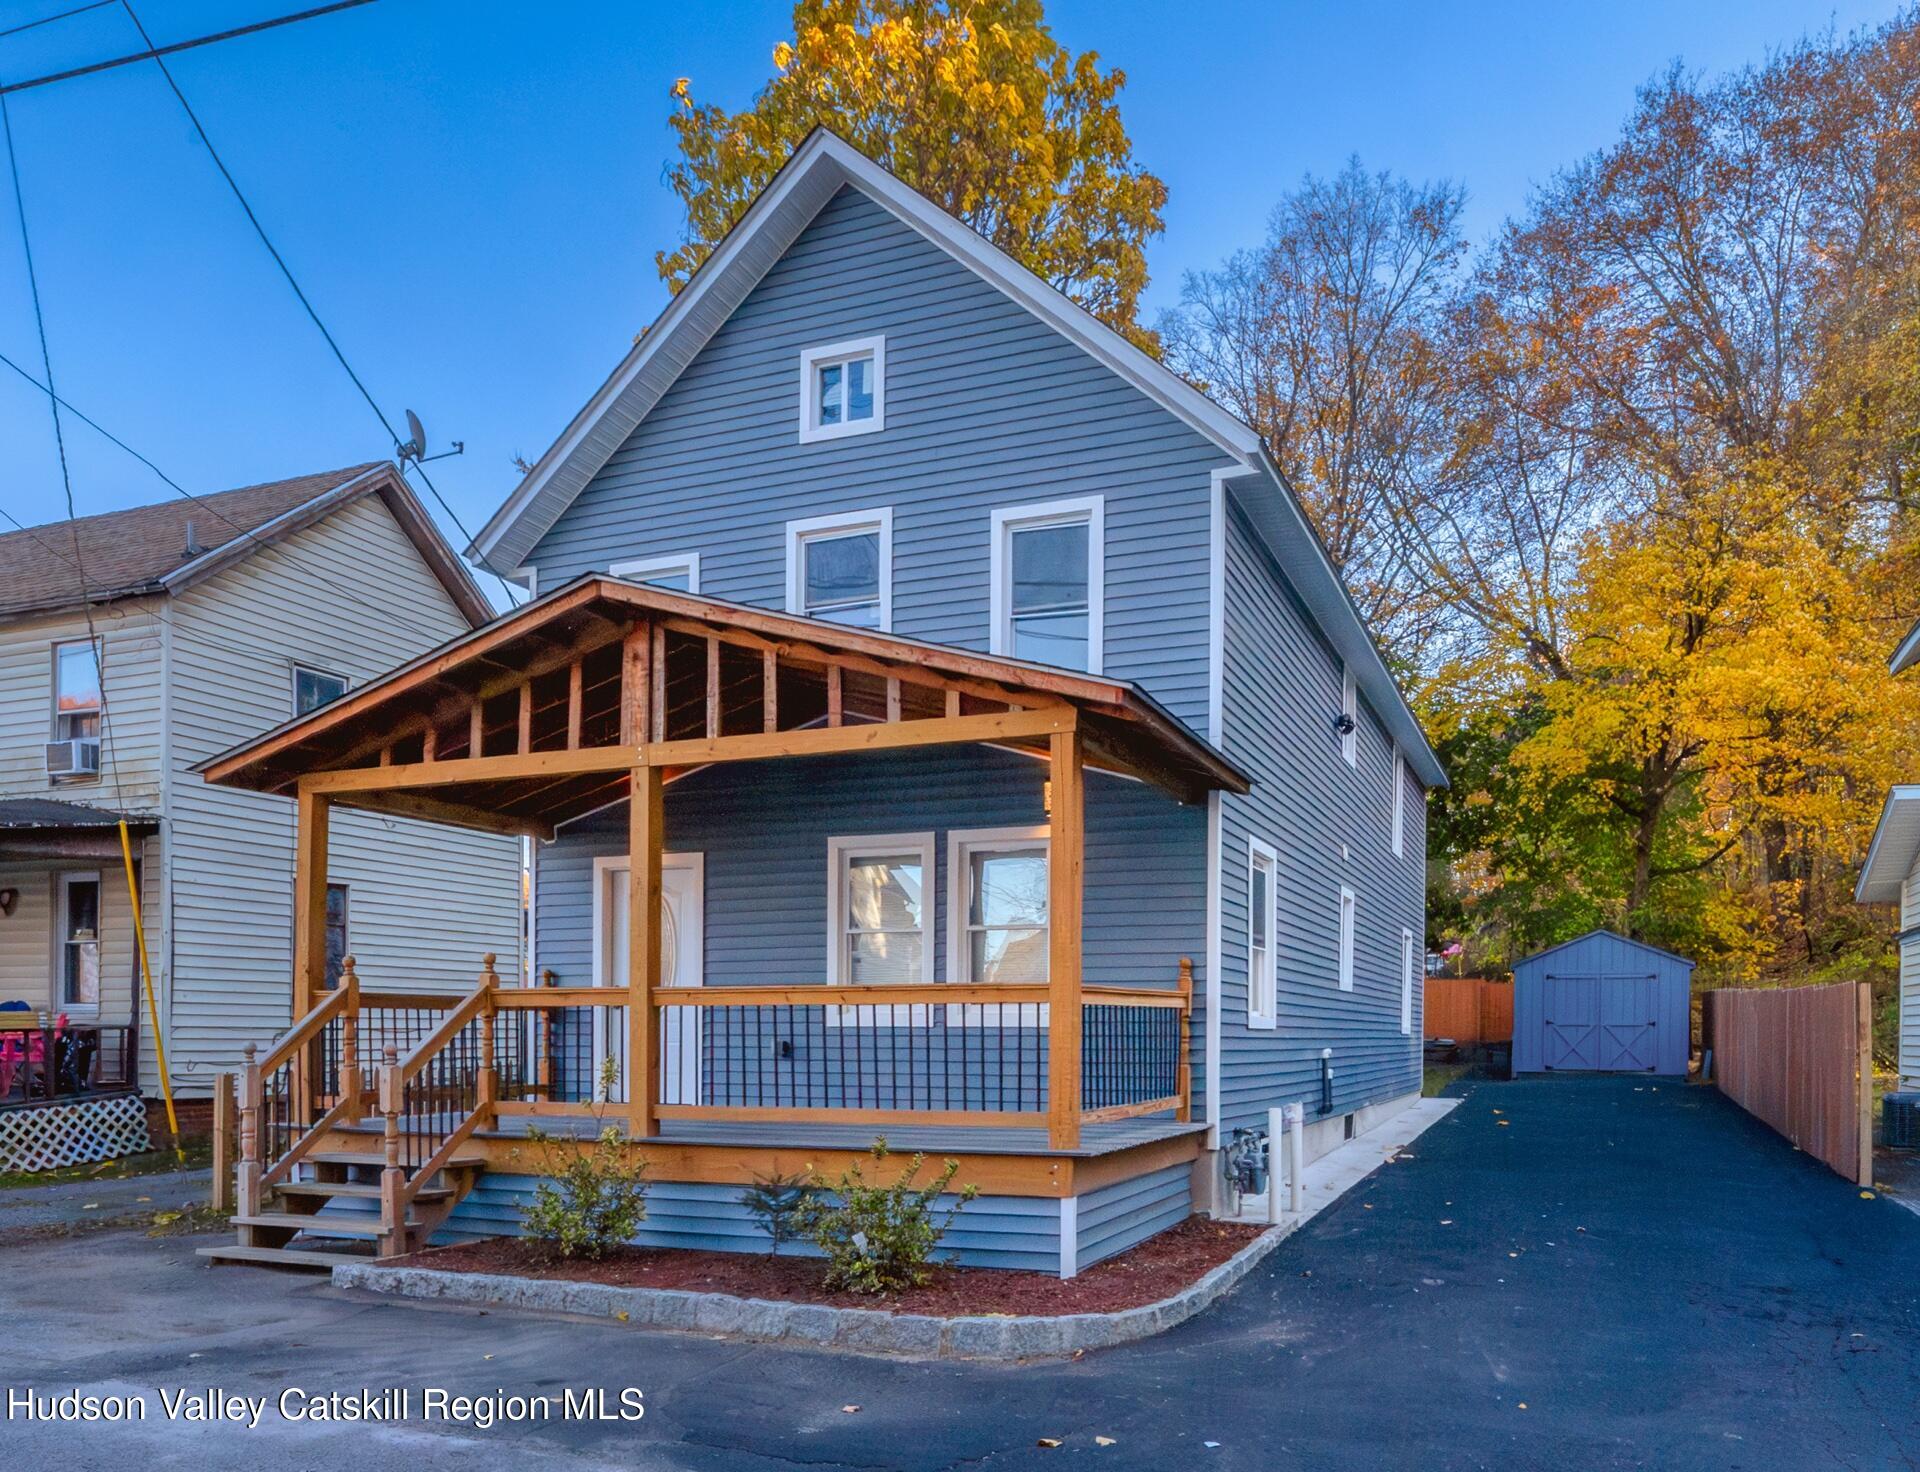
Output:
[468,129,1440,787]
[1892,617,1920,675]
[1856,785,1920,903]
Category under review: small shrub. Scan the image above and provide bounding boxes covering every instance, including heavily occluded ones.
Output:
[796,1137,977,1293]
[739,1169,815,1256]
[522,1125,649,1261]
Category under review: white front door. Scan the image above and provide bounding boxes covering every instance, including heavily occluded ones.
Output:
[593,854,703,1106]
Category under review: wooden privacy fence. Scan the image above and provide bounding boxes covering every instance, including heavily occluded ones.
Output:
[1703,982,1872,1186]
[1424,978,1513,1043]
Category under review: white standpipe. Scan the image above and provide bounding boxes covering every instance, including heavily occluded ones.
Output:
[1267,1106,1285,1226]
[1285,1101,1305,1215]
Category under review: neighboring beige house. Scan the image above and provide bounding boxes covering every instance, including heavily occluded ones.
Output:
[0,463,522,1097]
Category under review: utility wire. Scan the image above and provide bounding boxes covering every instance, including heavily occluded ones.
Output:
[0,344,481,646]
[113,0,519,607]
[0,1,115,42]
[0,0,376,96]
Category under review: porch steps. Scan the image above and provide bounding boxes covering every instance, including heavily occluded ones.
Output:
[230,1210,427,1239]
[197,1242,375,1272]
[275,1179,455,1204]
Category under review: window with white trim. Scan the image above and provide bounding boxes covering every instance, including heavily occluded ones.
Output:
[53,638,101,742]
[1400,928,1415,1035]
[1247,840,1277,1029]
[786,509,891,630]
[1337,886,1356,991]
[826,833,934,986]
[611,553,701,593]
[990,496,1103,673]
[57,870,101,1010]
[1391,747,1406,857]
[798,336,885,442]
[949,827,1049,983]
[1340,667,1358,766]
[293,665,349,717]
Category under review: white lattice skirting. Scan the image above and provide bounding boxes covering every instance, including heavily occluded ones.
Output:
[0,1095,150,1173]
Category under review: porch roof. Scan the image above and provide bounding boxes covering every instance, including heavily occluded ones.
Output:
[196,575,1250,831]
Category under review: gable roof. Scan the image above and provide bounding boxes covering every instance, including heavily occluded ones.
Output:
[470,129,1444,788]
[1856,784,1920,903]
[0,463,495,628]
[1513,928,1696,973]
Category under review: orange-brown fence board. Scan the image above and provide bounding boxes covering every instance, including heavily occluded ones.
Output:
[1424,978,1514,1044]
[1704,983,1872,1186]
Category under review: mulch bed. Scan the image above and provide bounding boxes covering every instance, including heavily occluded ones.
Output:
[399,1216,1266,1316]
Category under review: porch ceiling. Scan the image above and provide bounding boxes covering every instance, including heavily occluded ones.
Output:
[195,576,1250,833]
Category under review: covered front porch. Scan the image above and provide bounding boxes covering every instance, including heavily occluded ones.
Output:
[197,576,1245,1268]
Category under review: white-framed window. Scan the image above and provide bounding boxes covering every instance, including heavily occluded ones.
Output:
[948,826,1050,983]
[52,638,101,743]
[1340,667,1358,767]
[990,496,1104,673]
[1247,839,1277,1030]
[1391,747,1406,857]
[1400,927,1415,1035]
[798,335,885,443]
[56,870,101,1011]
[786,508,892,630]
[1338,886,1357,991]
[292,665,349,717]
[611,552,701,593]
[826,833,935,986]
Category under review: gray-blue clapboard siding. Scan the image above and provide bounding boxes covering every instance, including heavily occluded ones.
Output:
[1076,1162,1191,1269]
[330,1174,1065,1273]
[522,186,1229,737]
[1214,495,1425,1130]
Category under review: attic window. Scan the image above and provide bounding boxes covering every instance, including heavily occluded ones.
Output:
[799,337,885,443]
[294,665,349,716]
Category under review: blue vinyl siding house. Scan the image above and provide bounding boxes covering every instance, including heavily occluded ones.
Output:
[203,131,1445,1277]
[476,131,1444,1243]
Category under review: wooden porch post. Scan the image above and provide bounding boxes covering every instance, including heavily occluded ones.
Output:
[1048,725,1084,1149]
[291,786,330,1123]
[626,763,664,1138]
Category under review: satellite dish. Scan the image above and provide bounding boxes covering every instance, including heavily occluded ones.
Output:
[400,409,427,462]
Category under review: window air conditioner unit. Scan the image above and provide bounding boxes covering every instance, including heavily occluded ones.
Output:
[45,738,101,777]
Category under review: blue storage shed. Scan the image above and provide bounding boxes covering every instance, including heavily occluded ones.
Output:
[1511,930,1693,1076]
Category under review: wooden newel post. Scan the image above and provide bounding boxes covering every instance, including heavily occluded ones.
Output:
[478,953,500,1109]
[1177,957,1194,1123]
[338,956,361,1122]
[1047,724,1085,1150]
[236,1043,261,1218]
[537,969,557,1100]
[378,1045,405,1257]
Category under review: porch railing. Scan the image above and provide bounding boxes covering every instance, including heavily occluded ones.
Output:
[0,1016,139,1107]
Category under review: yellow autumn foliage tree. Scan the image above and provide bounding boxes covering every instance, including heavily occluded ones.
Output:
[657,0,1167,350]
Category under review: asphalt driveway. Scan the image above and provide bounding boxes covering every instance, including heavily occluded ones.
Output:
[4,1075,1918,1471]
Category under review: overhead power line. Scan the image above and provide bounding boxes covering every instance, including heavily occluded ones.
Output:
[0,1,116,42]
[110,0,518,606]
[0,0,377,96]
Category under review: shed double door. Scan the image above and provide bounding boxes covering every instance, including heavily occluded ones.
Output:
[1540,974,1660,1072]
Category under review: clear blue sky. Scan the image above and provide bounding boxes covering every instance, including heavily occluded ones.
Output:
[0,0,1901,604]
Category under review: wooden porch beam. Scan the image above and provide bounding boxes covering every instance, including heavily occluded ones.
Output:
[1048,727,1085,1150]
[298,746,636,793]
[646,706,1073,768]
[330,789,555,840]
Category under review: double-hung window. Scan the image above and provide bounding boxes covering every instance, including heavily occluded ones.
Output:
[826,834,934,986]
[799,336,885,442]
[1248,840,1278,1029]
[293,665,349,717]
[611,553,701,593]
[787,509,892,630]
[53,639,101,743]
[1391,747,1406,856]
[1337,886,1357,991]
[58,872,101,1010]
[990,496,1103,673]
[949,827,1050,983]
[1400,928,1415,1035]
[1340,667,1358,766]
